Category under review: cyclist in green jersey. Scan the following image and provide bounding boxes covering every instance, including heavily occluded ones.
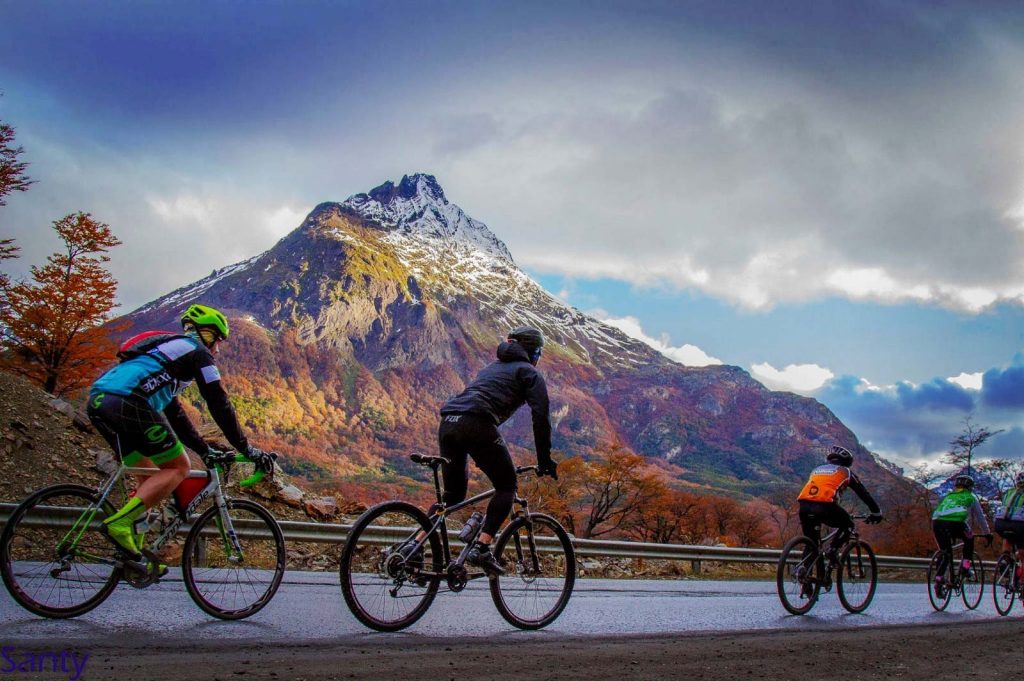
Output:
[931,474,992,595]
[995,472,1024,582]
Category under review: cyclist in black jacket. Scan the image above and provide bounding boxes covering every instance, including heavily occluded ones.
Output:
[432,326,557,575]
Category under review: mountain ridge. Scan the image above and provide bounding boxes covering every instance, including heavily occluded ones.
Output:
[117,174,906,498]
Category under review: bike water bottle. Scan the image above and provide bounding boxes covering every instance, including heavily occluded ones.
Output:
[458,512,484,543]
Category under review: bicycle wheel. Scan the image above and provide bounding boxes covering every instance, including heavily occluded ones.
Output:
[339,501,442,632]
[993,554,1016,616]
[837,539,877,613]
[960,551,984,610]
[491,512,576,630]
[777,536,820,615]
[181,499,285,620]
[0,484,121,618]
[927,551,952,611]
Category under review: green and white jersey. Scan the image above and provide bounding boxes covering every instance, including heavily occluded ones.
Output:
[933,488,991,533]
[1002,488,1024,522]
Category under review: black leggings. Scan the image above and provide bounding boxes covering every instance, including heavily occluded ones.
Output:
[933,519,973,577]
[438,413,517,537]
[799,501,854,553]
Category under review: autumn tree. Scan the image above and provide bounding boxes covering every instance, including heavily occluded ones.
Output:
[1,116,33,206]
[625,488,700,544]
[0,238,16,291]
[944,415,1004,474]
[0,212,122,396]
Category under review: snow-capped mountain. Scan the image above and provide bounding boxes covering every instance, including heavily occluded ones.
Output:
[119,174,908,497]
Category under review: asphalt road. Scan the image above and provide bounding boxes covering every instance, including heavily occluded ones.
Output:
[3,573,1023,680]
[1,571,1015,642]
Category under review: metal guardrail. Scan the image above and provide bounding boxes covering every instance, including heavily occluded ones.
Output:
[0,502,931,570]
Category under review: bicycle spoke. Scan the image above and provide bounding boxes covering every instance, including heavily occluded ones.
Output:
[1,485,121,618]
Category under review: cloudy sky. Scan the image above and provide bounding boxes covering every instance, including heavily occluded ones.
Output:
[1,1,1022,470]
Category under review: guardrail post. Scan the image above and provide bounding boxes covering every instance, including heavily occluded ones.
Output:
[691,559,701,574]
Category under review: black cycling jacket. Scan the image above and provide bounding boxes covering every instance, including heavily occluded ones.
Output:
[441,341,552,462]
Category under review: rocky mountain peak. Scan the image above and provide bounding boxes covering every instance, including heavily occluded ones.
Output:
[341,173,514,263]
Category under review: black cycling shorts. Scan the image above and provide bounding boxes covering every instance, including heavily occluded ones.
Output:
[996,518,1024,550]
[87,392,184,466]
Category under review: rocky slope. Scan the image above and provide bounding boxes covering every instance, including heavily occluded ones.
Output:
[115,173,905,498]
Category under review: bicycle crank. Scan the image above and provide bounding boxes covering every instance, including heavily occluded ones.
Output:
[446,564,468,592]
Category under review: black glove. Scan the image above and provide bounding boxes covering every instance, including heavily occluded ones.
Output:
[537,458,558,480]
[201,446,232,466]
[985,533,994,548]
[866,513,883,525]
[246,446,277,474]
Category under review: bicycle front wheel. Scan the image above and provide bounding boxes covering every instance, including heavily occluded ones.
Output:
[927,551,952,611]
[181,499,285,620]
[777,536,820,615]
[960,552,984,610]
[993,554,1016,616]
[491,512,575,630]
[339,501,441,632]
[837,540,877,613]
[0,484,121,618]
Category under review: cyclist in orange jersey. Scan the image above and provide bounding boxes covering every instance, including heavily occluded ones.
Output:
[798,445,883,559]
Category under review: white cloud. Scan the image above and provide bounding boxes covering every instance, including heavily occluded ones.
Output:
[947,372,983,390]
[750,362,835,394]
[598,315,722,367]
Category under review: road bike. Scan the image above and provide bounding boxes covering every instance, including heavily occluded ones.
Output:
[927,540,984,611]
[0,450,285,620]
[992,551,1024,616]
[339,454,575,631]
[777,514,877,615]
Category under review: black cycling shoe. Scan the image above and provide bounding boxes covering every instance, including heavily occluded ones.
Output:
[465,541,505,577]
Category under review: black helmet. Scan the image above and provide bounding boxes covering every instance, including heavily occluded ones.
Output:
[954,473,975,490]
[1016,471,1024,488]
[826,445,853,467]
[508,326,543,351]
[508,326,544,365]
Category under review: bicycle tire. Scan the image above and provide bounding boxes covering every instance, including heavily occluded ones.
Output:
[490,512,575,630]
[776,536,821,615]
[181,499,285,620]
[960,551,984,610]
[837,539,877,613]
[927,550,951,612]
[339,501,441,632]
[993,554,1016,616]
[0,484,121,618]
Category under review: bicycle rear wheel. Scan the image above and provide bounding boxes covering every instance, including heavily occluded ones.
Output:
[960,551,984,610]
[777,536,820,615]
[927,550,952,611]
[837,539,877,613]
[181,499,285,620]
[993,554,1016,616]
[0,484,121,618]
[491,512,575,630]
[339,501,441,632]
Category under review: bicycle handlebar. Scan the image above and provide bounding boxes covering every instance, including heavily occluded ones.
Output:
[204,449,277,487]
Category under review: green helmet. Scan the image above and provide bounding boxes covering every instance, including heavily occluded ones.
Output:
[181,303,229,340]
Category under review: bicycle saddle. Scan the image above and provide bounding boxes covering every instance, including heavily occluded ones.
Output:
[410,454,450,467]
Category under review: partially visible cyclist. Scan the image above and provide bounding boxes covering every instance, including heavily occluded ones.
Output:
[995,471,1024,585]
[87,303,273,559]
[797,445,883,587]
[405,326,557,577]
[931,473,992,596]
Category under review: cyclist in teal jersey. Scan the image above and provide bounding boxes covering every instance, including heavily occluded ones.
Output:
[86,304,273,558]
[995,472,1024,581]
[931,474,992,595]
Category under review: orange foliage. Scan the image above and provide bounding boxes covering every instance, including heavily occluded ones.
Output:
[0,213,122,396]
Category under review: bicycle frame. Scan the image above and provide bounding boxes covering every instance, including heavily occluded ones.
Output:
[397,459,535,580]
[62,463,243,567]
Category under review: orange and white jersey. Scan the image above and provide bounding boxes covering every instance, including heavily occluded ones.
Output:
[798,464,851,503]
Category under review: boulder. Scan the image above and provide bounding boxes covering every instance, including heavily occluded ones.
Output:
[275,484,304,508]
[303,495,338,520]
